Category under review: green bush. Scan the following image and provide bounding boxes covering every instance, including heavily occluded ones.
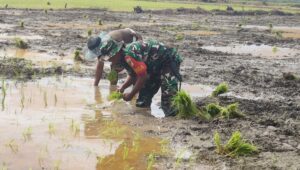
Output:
[214,131,257,157]
[212,82,229,97]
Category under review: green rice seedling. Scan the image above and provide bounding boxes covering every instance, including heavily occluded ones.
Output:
[83,15,88,19]
[147,153,155,170]
[222,103,244,118]
[54,93,57,106]
[132,132,141,152]
[43,91,47,108]
[108,91,123,101]
[5,4,8,8]
[268,23,273,32]
[214,131,257,157]
[54,160,61,170]
[20,84,25,110]
[275,31,283,39]
[283,72,298,80]
[272,46,278,53]
[14,37,28,49]
[1,80,6,111]
[212,82,228,97]
[172,90,198,119]
[175,149,187,168]
[87,29,92,36]
[118,24,123,29]
[48,123,55,135]
[107,69,118,85]
[44,9,48,14]
[159,139,170,154]
[22,126,32,142]
[98,19,103,25]
[70,119,80,135]
[64,3,67,9]
[47,1,51,6]
[74,50,82,61]
[5,139,18,153]
[175,33,184,41]
[123,143,129,160]
[205,103,222,118]
[1,162,7,170]
[20,21,24,28]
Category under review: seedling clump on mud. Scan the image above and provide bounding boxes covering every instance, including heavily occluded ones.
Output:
[108,91,123,101]
[172,90,198,118]
[204,103,244,119]
[87,29,92,36]
[212,82,229,97]
[14,37,28,49]
[283,72,298,80]
[98,19,103,25]
[74,50,83,61]
[64,3,67,9]
[214,131,258,157]
[107,69,118,85]
[175,33,184,41]
[20,21,24,28]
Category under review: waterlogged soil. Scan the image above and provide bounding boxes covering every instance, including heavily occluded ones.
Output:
[0,8,300,169]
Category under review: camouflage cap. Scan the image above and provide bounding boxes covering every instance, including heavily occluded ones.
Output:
[84,32,123,61]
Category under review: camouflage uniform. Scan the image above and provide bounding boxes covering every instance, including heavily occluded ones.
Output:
[121,39,183,116]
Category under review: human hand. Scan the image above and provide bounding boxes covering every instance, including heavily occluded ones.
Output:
[117,87,125,93]
[122,93,133,101]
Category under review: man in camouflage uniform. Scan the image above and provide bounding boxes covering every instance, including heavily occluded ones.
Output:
[85,33,182,116]
[87,28,142,86]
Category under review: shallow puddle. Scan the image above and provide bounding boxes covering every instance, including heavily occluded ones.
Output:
[0,48,75,66]
[202,44,300,58]
[0,77,167,170]
[242,25,300,39]
[0,34,44,40]
[181,30,220,36]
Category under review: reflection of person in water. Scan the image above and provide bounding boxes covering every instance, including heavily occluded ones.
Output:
[83,87,104,137]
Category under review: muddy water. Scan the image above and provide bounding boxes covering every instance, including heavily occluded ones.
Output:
[0,48,76,67]
[202,44,300,58]
[0,77,166,170]
[242,25,300,39]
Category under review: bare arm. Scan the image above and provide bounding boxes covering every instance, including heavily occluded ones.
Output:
[119,75,136,93]
[94,59,104,86]
[123,74,147,101]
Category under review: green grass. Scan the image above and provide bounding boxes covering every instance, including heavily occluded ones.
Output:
[108,91,123,101]
[1,0,298,13]
[214,131,258,157]
[212,82,229,97]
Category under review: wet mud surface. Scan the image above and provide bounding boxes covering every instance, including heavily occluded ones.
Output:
[0,8,300,169]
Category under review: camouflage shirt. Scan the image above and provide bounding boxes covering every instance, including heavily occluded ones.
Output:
[121,39,182,76]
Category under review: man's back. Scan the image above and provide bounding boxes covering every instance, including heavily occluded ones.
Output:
[109,28,142,44]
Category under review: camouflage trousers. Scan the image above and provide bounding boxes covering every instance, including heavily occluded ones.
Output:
[137,65,180,116]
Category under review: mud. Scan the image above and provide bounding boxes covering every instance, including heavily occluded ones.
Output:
[0,8,300,169]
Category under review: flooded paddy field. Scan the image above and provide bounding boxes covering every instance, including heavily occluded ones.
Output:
[0,8,300,169]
